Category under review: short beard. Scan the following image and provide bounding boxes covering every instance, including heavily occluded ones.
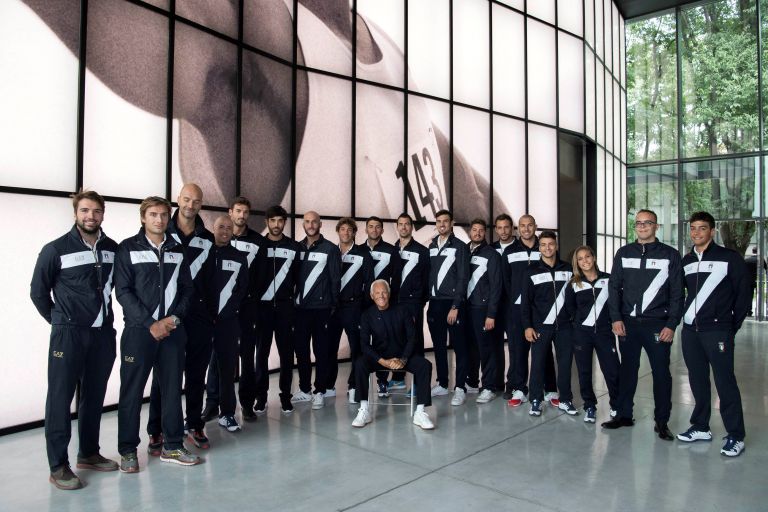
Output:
[77,221,99,235]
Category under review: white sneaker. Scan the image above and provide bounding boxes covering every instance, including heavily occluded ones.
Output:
[291,391,312,403]
[218,415,241,432]
[431,385,449,397]
[324,388,336,397]
[465,384,480,395]
[544,392,560,407]
[347,388,357,404]
[351,408,372,428]
[413,410,435,430]
[476,389,496,404]
[451,387,466,406]
[507,389,528,407]
[311,392,325,410]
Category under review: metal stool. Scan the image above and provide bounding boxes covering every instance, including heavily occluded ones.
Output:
[368,373,416,417]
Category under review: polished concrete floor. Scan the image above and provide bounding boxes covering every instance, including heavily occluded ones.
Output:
[3,322,767,512]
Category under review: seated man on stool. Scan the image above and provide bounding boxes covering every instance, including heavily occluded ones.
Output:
[353,280,435,430]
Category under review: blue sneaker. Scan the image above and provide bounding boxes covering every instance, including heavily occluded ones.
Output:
[377,382,389,398]
[677,426,712,443]
[720,436,745,457]
[388,380,406,390]
[529,399,542,417]
[583,406,596,423]
[558,400,579,416]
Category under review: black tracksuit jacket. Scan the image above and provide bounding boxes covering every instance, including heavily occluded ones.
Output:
[168,211,215,319]
[296,235,341,309]
[202,244,250,321]
[230,227,265,305]
[339,244,374,304]
[258,235,302,303]
[565,271,612,333]
[395,238,430,305]
[467,241,503,319]
[500,237,541,306]
[521,259,573,331]
[428,233,470,308]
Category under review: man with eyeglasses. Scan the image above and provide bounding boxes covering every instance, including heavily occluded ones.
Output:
[603,209,684,441]
[31,190,120,490]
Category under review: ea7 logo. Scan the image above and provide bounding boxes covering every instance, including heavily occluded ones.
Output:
[53,351,64,358]
[124,355,135,363]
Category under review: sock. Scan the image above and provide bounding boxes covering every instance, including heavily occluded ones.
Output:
[360,400,369,411]
[416,404,424,413]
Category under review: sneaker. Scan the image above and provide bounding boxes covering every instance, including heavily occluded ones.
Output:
[610,409,617,418]
[311,392,325,410]
[324,388,337,398]
[412,410,435,430]
[377,382,390,398]
[558,400,579,416]
[254,398,268,414]
[502,389,514,400]
[720,436,745,457]
[160,447,202,466]
[529,399,542,417]
[218,415,241,432]
[201,404,219,423]
[147,434,163,456]
[351,408,373,428]
[677,427,713,443]
[242,406,258,422]
[119,452,139,474]
[76,453,119,472]
[49,465,83,490]
[187,428,210,449]
[451,387,466,406]
[476,389,496,404]
[388,380,407,390]
[544,392,560,408]
[465,383,480,395]
[280,395,294,413]
[291,390,313,402]
[347,388,358,404]
[430,384,449,397]
[507,389,528,407]
[584,407,597,423]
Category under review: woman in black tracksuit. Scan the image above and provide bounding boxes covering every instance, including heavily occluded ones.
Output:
[565,246,620,423]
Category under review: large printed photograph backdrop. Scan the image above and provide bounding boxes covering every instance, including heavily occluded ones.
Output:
[0,0,626,429]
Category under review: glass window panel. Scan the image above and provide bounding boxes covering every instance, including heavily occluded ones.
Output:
[606,155,614,234]
[0,0,78,191]
[407,96,450,230]
[681,2,758,157]
[604,0,612,72]
[492,6,525,117]
[595,0,603,60]
[83,0,168,199]
[605,70,613,153]
[621,88,627,162]
[527,0,555,25]
[620,15,626,85]
[682,156,760,220]
[597,148,605,232]
[612,4,620,77]
[604,237,614,272]
[585,0,595,50]
[356,83,404,219]
[597,234,607,271]
[453,0,489,108]
[596,63,605,145]
[244,0,294,62]
[621,163,627,237]
[241,52,293,213]
[626,164,678,246]
[294,72,351,216]
[586,48,596,140]
[558,32,585,133]
[493,116,526,223]
[614,78,621,159]
[171,24,237,208]
[296,1,352,76]
[614,156,622,236]
[557,0,583,37]
[527,123,558,229]
[357,0,405,88]
[408,0,450,99]
[453,106,490,225]
[176,0,238,39]
[527,19,557,125]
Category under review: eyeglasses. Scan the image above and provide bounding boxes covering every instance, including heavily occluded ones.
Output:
[634,221,657,228]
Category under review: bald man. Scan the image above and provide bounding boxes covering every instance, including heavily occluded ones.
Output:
[147,184,216,452]
[293,211,341,410]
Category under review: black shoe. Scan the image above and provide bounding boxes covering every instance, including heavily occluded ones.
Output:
[601,417,635,429]
[502,389,514,400]
[254,398,268,414]
[201,404,219,423]
[280,395,294,414]
[654,421,674,441]
[242,406,258,422]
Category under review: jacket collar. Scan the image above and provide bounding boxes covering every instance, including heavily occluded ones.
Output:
[170,209,206,237]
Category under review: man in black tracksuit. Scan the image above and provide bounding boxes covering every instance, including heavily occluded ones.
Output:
[204,196,264,421]
[147,184,215,451]
[115,196,199,471]
[603,209,684,440]
[521,231,577,416]
[294,211,341,410]
[328,218,374,401]
[491,214,516,396]
[205,216,249,432]
[465,219,502,404]
[427,210,470,401]
[31,190,119,490]
[255,205,302,413]
[677,211,749,457]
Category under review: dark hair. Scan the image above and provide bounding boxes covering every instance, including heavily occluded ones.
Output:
[470,218,487,229]
[494,213,513,226]
[397,212,413,225]
[539,230,557,242]
[229,196,251,210]
[72,189,105,213]
[265,205,288,220]
[366,216,383,226]
[139,196,171,219]
[689,211,715,229]
[336,217,357,233]
[636,209,658,223]
[435,209,453,221]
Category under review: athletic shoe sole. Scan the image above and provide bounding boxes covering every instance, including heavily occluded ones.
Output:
[677,433,712,443]
[187,434,210,450]
[159,456,202,467]
[75,462,118,472]
[49,475,83,490]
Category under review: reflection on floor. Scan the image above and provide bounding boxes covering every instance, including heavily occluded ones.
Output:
[2,322,767,511]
